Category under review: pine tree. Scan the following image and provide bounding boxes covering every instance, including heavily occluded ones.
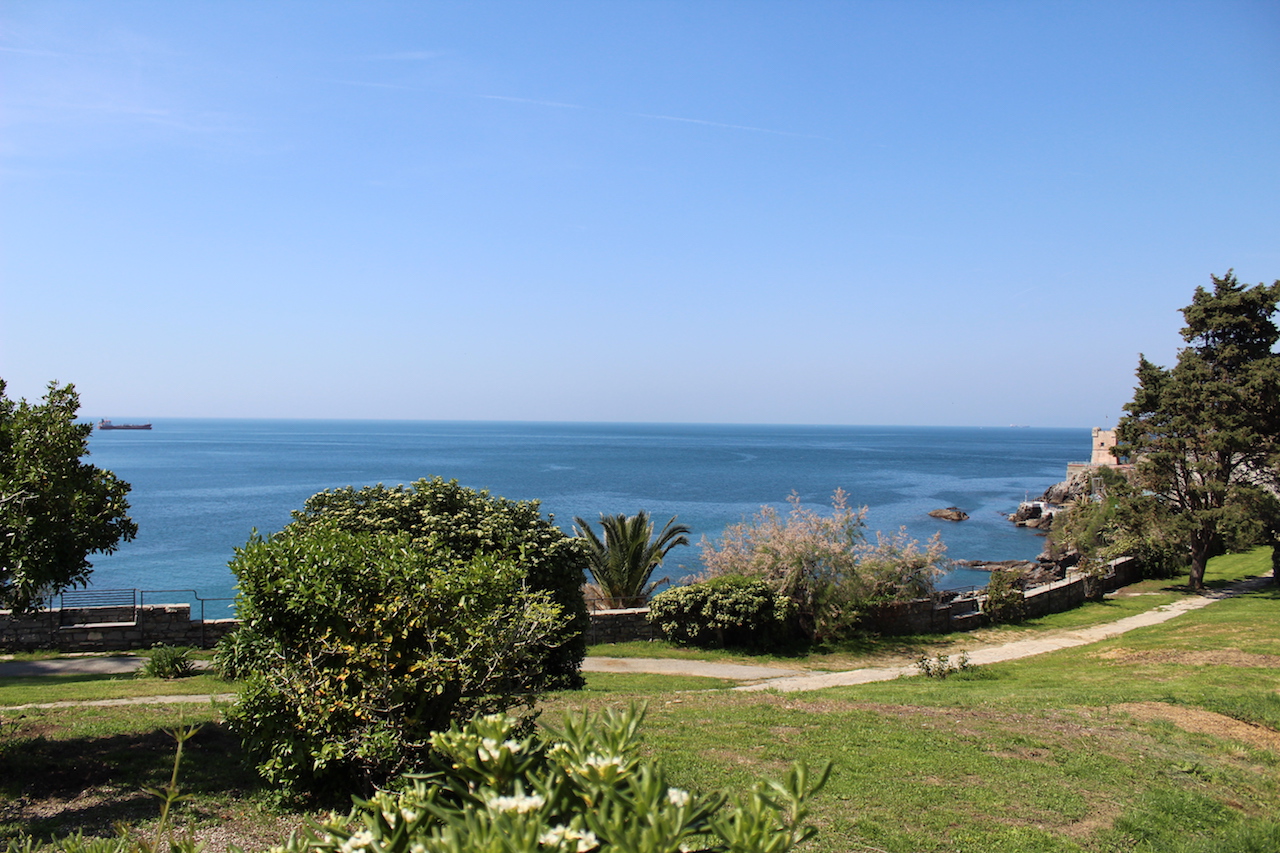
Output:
[1115,271,1280,589]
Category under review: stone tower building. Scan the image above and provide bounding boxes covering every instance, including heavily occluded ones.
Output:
[1090,427,1118,466]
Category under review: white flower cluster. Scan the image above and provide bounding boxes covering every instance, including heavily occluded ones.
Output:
[487,792,546,814]
[582,753,624,771]
[538,825,599,851]
[477,736,526,761]
[337,830,374,853]
[666,787,691,807]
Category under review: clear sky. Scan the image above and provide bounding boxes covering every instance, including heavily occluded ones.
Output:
[2,1,1277,427]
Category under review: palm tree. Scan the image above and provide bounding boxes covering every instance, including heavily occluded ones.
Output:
[573,511,691,609]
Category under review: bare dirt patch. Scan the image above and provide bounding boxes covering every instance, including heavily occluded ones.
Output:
[1116,702,1280,753]
[1094,648,1280,668]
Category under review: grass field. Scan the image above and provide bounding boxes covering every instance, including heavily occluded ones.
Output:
[2,548,1277,851]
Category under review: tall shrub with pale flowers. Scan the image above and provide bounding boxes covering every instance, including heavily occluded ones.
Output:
[699,490,947,641]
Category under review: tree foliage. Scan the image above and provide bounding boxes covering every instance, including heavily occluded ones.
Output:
[0,379,137,613]
[1115,271,1280,589]
[285,477,589,688]
[573,511,690,608]
[698,490,948,642]
[226,523,567,797]
[1047,467,1188,580]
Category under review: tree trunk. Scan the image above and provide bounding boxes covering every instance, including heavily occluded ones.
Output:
[1188,530,1214,590]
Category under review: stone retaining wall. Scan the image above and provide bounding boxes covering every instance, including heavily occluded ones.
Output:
[0,604,239,651]
[2,603,656,652]
[584,607,661,645]
[2,557,1144,651]
[584,556,1144,643]
[860,556,1141,636]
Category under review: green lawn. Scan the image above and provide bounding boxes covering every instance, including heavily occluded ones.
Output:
[3,547,1277,852]
[0,672,234,707]
[554,548,1280,852]
[587,565,1228,673]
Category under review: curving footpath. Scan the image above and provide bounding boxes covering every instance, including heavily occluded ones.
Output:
[592,575,1275,693]
[2,576,1272,709]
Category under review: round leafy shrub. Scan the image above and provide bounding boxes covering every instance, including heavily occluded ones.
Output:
[982,568,1027,624]
[287,477,589,688]
[226,523,567,797]
[647,575,795,650]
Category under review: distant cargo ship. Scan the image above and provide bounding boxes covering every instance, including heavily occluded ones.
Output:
[97,419,152,430]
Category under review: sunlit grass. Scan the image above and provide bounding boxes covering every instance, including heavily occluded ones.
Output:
[0,673,235,707]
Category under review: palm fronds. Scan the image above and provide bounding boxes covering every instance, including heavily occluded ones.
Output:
[573,511,691,608]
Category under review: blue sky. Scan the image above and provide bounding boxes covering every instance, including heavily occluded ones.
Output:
[2,1,1277,427]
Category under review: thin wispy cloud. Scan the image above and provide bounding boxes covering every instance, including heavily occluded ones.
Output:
[334,80,821,138]
[359,51,446,61]
[477,94,583,110]
[335,79,428,92]
[332,82,584,110]
[629,112,829,140]
[0,45,67,57]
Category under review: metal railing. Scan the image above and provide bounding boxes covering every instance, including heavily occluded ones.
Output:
[57,588,138,625]
[140,589,236,623]
[59,588,138,609]
[53,588,235,621]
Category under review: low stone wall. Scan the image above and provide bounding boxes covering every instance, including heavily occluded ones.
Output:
[861,555,1142,636]
[595,556,1143,645]
[584,607,660,645]
[0,604,238,651]
[861,594,983,636]
[3,604,657,652]
[4,558,1145,652]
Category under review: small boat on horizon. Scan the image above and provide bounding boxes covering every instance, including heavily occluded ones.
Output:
[97,419,152,430]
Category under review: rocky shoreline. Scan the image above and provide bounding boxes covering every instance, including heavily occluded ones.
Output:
[1007,469,1093,531]
[947,470,1096,591]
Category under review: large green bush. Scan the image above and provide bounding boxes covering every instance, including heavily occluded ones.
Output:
[226,523,566,797]
[287,477,589,687]
[647,575,795,650]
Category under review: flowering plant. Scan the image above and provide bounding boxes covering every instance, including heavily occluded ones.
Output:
[699,490,948,641]
[291,705,828,853]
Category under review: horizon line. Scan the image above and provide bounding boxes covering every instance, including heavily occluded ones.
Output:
[81,415,1098,430]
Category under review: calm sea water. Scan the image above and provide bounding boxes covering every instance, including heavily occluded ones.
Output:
[82,420,1086,616]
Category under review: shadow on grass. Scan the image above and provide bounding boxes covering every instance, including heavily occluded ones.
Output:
[0,672,131,689]
[0,720,267,841]
[810,634,941,659]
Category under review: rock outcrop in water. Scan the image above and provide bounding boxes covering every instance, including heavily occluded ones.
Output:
[928,507,969,521]
[1008,470,1095,531]
[953,558,1068,589]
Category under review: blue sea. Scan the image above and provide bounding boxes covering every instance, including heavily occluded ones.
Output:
[82,420,1086,617]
